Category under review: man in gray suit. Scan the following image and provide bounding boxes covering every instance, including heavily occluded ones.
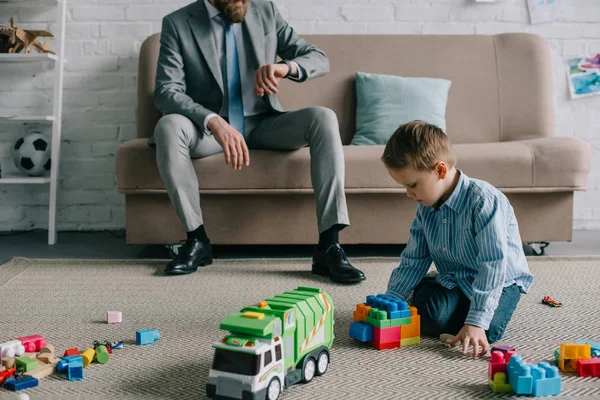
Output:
[152,0,366,284]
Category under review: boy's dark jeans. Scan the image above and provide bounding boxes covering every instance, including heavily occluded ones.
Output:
[412,276,521,343]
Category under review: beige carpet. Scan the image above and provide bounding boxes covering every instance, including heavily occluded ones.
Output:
[1,256,599,399]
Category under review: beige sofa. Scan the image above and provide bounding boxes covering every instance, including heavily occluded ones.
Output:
[116,33,592,245]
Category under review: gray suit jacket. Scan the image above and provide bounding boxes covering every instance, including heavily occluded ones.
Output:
[153,0,330,130]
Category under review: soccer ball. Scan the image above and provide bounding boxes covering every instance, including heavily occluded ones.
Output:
[11,132,51,177]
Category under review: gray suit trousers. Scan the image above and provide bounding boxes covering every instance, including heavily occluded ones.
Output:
[152,106,349,235]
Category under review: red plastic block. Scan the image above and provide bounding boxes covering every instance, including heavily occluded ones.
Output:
[0,368,16,385]
[578,358,600,377]
[373,326,400,346]
[373,341,400,350]
[64,348,80,357]
[16,335,46,353]
[489,351,507,379]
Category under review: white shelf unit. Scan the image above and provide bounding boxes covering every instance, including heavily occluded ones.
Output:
[0,0,67,245]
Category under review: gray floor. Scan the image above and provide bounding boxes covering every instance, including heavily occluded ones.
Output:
[0,229,598,265]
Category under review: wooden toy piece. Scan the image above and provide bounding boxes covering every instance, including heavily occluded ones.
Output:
[2,357,15,369]
[24,360,55,379]
[81,348,95,367]
[37,353,60,365]
[64,348,80,357]
[24,352,38,359]
[0,17,54,54]
[0,365,5,372]
[39,344,55,355]
[107,311,122,324]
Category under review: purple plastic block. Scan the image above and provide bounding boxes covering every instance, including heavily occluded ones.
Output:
[492,345,516,354]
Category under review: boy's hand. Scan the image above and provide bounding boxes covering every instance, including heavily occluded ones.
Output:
[446,324,490,359]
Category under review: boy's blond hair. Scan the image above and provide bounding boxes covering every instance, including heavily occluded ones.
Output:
[381,120,456,171]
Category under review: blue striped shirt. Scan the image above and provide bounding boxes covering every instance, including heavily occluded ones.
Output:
[386,170,533,330]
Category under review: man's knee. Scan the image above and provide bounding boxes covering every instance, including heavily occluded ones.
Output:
[305,106,340,138]
[153,114,195,146]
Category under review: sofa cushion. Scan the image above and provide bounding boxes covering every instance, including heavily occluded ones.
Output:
[116,137,590,193]
[351,72,451,145]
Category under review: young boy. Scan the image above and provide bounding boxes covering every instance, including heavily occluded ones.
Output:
[381,120,533,359]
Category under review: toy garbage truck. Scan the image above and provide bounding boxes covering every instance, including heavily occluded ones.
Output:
[206,286,335,400]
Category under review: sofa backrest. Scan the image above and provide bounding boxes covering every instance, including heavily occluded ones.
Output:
[137,33,554,145]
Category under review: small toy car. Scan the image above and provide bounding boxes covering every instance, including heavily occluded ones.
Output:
[542,296,562,308]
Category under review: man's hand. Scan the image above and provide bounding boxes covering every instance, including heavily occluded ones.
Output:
[255,63,294,96]
[446,324,490,359]
[207,116,249,170]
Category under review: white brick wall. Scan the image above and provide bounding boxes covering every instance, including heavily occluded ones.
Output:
[0,0,599,232]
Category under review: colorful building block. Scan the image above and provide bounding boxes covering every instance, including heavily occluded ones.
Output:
[23,360,55,379]
[531,362,561,397]
[81,348,95,367]
[107,311,122,324]
[15,357,38,373]
[400,337,420,346]
[60,355,83,381]
[389,317,411,327]
[488,351,507,380]
[94,345,110,364]
[559,343,591,372]
[136,329,160,345]
[491,345,515,354]
[0,341,25,359]
[0,368,16,385]
[365,308,391,328]
[577,358,600,377]
[353,304,371,322]
[16,335,46,353]
[507,355,533,395]
[488,372,513,393]
[3,376,38,391]
[349,322,373,343]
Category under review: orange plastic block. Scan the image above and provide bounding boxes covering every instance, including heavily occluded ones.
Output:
[401,315,421,339]
[559,343,591,372]
[353,303,372,322]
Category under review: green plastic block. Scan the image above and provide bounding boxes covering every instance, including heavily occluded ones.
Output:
[488,372,513,393]
[366,315,391,328]
[95,345,110,364]
[390,317,411,327]
[15,357,38,372]
[554,349,560,366]
[400,337,420,347]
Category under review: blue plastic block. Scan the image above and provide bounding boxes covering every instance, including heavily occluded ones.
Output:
[366,294,409,319]
[60,355,84,381]
[4,376,39,391]
[136,329,160,345]
[2,376,16,388]
[68,365,84,381]
[389,309,412,319]
[56,358,68,373]
[507,356,533,395]
[531,362,561,397]
[350,321,373,343]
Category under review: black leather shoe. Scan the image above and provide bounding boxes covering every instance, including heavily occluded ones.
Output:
[312,243,366,283]
[165,238,213,275]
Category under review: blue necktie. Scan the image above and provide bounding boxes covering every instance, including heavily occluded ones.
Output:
[224,23,244,136]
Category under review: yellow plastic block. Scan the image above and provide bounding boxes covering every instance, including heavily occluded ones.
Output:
[560,343,591,372]
[400,337,420,347]
[81,348,95,367]
[242,312,264,319]
[489,372,513,393]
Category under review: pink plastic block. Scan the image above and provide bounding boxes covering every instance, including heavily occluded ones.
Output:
[578,358,600,377]
[106,311,122,324]
[489,351,507,379]
[373,326,400,349]
[16,335,46,352]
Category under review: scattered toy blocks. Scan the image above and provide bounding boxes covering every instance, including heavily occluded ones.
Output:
[107,311,122,324]
[489,351,561,397]
[136,329,160,345]
[24,360,55,380]
[531,362,561,397]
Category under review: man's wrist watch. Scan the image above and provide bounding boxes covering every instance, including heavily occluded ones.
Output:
[277,60,292,79]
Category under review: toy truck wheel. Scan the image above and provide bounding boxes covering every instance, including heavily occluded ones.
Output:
[266,377,281,400]
[302,357,316,383]
[316,351,329,376]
